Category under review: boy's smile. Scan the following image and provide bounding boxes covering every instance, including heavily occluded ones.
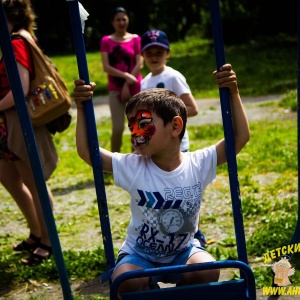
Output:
[142,46,170,75]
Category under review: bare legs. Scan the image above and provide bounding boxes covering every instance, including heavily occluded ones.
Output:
[109,91,127,153]
[112,251,219,299]
[112,263,149,300]
[182,251,220,284]
[0,160,40,240]
[0,159,54,260]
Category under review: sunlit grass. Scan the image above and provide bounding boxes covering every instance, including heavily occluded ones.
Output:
[0,36,298,295]
[50,37,297,100]
[0,103,299,292]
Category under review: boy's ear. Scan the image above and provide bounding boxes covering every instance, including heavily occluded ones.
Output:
[166,50,171,58]
[171,116,183,137]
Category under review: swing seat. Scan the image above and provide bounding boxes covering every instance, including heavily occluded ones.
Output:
[110,260,256,300]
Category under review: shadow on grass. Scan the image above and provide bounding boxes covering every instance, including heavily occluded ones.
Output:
[51,173,114,196]
[0,247,108,298]
[73,277,110,298]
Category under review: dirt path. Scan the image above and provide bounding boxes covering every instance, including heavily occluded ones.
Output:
[71,94,283,126]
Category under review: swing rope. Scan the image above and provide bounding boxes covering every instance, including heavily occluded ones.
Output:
[0,2,73,299]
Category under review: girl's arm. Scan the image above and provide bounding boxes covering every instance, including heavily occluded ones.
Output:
[130,53,143,79]
[101,52,137,85]
[121,53,143,101]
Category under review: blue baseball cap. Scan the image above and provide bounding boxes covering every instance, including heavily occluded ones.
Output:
[141,29,170,52]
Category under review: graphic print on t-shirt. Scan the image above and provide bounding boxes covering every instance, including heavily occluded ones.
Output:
[156,82,165,88]
[133,181,203,260]
[109,45,131,88]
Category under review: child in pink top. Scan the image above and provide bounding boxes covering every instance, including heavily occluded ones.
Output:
[101,36,142,95]
[100,7,143,153]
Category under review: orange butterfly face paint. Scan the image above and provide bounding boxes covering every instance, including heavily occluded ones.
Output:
[128,110,156,147]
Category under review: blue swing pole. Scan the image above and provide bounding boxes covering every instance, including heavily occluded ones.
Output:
[289,0,300,247]
[209,0,248,265]
[0,2,73,300]
[66,0,115,274]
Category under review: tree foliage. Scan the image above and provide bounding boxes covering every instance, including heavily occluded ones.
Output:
[30,0,297,54]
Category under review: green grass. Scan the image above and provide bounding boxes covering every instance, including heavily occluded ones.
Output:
[1,105,299,294]
[0,38,299,298]
[51,37,297,99]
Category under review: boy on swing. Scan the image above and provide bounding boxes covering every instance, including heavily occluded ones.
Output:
[73,63,249,299]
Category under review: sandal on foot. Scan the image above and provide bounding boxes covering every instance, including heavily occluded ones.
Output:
[13,233,41,252]
[21,243,52,266]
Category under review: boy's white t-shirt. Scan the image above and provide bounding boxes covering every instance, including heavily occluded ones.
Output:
[141,66,192,152]
[112,145,217,263]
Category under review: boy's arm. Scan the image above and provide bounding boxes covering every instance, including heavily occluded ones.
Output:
[180,93,199,117]
[214,64,250,166]
[74,79,113,173]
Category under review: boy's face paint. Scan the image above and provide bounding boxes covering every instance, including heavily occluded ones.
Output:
[128,110,156,147]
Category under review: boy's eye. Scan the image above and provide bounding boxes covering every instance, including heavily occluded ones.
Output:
[139,119,151,128]
[145,51,163,58]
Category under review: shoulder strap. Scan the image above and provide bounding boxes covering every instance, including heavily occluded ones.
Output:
[11,31,70,102]
[11,32,39,80]
[11,31,61,82]
[11,31,47,61]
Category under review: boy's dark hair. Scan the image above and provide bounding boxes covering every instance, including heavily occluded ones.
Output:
[126,88,187,140]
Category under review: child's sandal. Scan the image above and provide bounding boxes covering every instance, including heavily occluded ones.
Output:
[21,243,52,266]
[13,233,41,252]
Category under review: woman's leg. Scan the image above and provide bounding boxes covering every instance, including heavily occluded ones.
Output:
[0,160,40,241]
[14,160,53,259]
[109,91,126,153]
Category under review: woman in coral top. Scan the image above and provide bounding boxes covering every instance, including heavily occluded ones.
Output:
[100,6,143,153]
[0,0,57,265]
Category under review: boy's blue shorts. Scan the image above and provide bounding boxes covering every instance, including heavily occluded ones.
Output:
[113,246,207,284]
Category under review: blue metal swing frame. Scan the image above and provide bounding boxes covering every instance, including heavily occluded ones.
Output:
[66,0,257,299]
[1,0,298,298]
[110,0,256,298]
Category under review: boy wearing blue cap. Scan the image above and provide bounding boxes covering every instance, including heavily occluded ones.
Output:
[141,29,198,153]
[141,29,206,247]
